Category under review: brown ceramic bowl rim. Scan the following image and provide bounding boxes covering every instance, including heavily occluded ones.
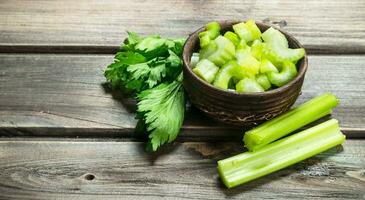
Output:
[182,20,308,97]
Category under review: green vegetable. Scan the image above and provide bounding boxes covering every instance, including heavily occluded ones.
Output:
[224,31,240,46]
[267,61,297,87]
[194,20,305,93]
[193,59,219,83]
[233,20,261,43]
[137,76,185,151]
[259,59,278,73]
[213,61,246,89]
[256,74,271,90]
[244,93,339,151]
[251,39,265,60]
[236,78,264,93]
[218,118,345,188]
[104,32,186,151]
[261,27,288,48]
[199,41,217,59]
[205,36,236,67]
[265,45,305,64]
[190,53,200,68]
[236,47,260,77]
[199,22,221,48]
[237,39,247,49]
[262,27,305,63]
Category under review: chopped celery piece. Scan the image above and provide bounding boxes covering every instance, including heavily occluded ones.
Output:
[262,27,305,63]
[190,53,200,68]
[267,61,297,87]
[256,74,271,90]
[199,22,221,48]
[259,59,278,73]
[236,47,260,77]
[266,45,305,63]
[245,20,262,41]
[262,27,288,48]
[233,22,251,42]
[206,36,236,67]
[224,31,240,46]
[206,21,221,32]
[233,20,261,42]
[193,59,219,83]
[251,39,264,60]
[236,78,264,93]
[261,27,304,63]
[199,32,213,49]
[199,41,217,59]
[237,39,247,49]
[213,61,246,89]
[244,93,339,151]
[218,119,345,188]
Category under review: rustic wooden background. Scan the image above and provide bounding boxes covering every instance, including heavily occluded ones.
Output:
[0,0,364,199]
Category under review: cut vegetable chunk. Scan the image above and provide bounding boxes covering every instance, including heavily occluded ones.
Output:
[262,27,305,63]
[251,39,265,60]
[206,36,236,67]
[193,59,219,83]
[244,93,339,151]
[218,119,345,188]
[266,45,305,63]
[236,47,260,77]
[259,59,278,73]
[199,41,217,60]
[224,31,240,46]
[256,74,271,90]
[233,20,261,42]
[245,20,262,42]
[190,53,200,68]
[199,22,221,48]
[262,27,288,48]
[213,61,246,89]
[236,78,264,93]
[267,61,297,87]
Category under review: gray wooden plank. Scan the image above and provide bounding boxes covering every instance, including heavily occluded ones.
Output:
[0,0,364,54]
[0,139,363,199]
[0,54,364,138]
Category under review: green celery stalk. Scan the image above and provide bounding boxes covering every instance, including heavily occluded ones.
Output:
[218,119,345,188]
[244,93,339,151]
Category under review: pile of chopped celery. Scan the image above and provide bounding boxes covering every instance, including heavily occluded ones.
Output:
[217,94,346,188]
[191,20,305,93]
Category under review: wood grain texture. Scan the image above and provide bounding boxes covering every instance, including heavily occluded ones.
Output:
[0,0,365,54]
[0,139,364,199]
[0,54,365,138]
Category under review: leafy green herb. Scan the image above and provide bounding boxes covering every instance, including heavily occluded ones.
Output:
[137,76,185,151]
[104,32,186,151]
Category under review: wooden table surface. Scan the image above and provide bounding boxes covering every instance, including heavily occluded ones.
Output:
[0,0,364,199]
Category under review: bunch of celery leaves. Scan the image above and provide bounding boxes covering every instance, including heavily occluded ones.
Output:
[104,32,186,151]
